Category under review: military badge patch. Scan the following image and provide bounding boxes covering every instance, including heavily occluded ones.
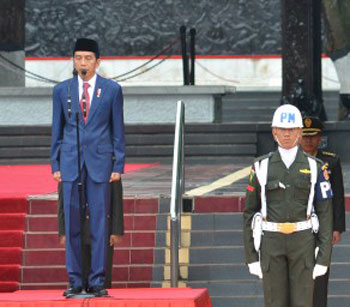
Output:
[299,169,311,174]
[247,184,255,192]
[323,169,330,180]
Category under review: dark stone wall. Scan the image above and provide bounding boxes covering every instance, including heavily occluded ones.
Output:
[1,0,25,51]
[25,0,281,57]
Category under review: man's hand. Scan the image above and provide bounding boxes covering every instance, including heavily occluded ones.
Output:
[109,234,123,246]
[59,235,66,246]
[53,171,62,182]
[109,172,121,182]
[332,231,341,245]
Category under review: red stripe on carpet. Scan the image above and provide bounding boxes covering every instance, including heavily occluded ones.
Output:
[0,265,20,281]
[0,214,25,231]
[0,282,18,293]
[0,199,27,214]
[0,231,23,248]
[0,248,22,265]
[0,163,158,199]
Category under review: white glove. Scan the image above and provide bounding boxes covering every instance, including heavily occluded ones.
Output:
[248,261,263,279]
[313,264,328,279]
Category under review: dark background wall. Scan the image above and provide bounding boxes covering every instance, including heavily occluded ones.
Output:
[25,0,281,57]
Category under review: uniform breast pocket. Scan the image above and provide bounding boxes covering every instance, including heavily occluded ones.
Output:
[294,178,311,200]
[266,180,284,201]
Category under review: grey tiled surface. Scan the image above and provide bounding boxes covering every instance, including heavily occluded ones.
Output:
[123,160,350,198]
[123,160,250,198]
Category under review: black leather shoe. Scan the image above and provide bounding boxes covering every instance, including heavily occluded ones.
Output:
[91,286,108,297]
[63,286,82,297]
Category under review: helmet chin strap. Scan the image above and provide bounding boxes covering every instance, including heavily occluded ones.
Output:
[274,134,300,149]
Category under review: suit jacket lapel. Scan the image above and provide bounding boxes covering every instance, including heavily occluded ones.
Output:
[86,75,105,125]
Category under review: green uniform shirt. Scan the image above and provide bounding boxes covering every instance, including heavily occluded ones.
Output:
[243,148,333,266]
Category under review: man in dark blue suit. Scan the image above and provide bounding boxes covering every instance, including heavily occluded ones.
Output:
[51,38,125,297]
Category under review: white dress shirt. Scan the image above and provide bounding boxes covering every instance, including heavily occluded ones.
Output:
[278,145,298,169]
[78,73,97,106]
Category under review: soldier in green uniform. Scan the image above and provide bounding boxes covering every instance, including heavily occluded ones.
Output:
[58,180,124,293]
[243,104,333,307]
[299,116,346,307]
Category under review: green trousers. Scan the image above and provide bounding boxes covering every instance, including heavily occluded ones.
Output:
[261,230,316,307]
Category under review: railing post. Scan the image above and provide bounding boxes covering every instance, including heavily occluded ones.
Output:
[170,218,179,287]
[170,101,185,287]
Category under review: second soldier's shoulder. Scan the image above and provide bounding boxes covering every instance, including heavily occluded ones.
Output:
[303,152,325,167]
[319,150,339,161]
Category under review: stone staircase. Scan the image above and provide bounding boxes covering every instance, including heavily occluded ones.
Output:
[20,196,167,289]
[222,90,339,122]
[0,124,257,165]
[183,196,350,307]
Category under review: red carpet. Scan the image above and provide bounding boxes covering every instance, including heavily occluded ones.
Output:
[0,163,158,293]
[0,163,158,199]
[0,288,212,306]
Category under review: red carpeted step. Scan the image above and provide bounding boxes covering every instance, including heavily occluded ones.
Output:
[194,196,244,212]
[22,249,65,266]
[0,265,20,281]
[0,214,26,231]
[22,266,67,283]
[25,233,61,249]
[26,214,157,232]
[0,198,27,214]
[0,281,19,292]
[22,265,153,284]
[20,283,66,290]
[0,231,24,248]
[28,199,57,215]
[0,248,22,265]
[25,232,156,249]
[26,215,58,232]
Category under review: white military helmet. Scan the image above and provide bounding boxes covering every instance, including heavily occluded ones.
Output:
[271,104,303,128]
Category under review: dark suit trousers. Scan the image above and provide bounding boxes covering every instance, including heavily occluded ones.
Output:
[63,166,110,288]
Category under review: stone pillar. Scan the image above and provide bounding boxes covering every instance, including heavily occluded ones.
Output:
[0,0,25,87]
[281,0,327,120]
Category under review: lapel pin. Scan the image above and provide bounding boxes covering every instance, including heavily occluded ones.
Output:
[97,88,101,98]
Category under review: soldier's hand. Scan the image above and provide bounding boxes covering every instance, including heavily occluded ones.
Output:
[248,261,263,279]
[53,171,62,182]
[109,234,123,246]
[332,231,341,245]
[313,264,328,279]
[59,235,66,246]
[109,172,121,182]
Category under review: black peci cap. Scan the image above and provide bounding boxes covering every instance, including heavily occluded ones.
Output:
[302,116,323,136]
[73,38,100,58]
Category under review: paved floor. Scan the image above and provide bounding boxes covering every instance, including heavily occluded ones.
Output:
[122,159,350,198]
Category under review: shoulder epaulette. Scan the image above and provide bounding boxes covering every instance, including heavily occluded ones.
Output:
[321,150,336,157]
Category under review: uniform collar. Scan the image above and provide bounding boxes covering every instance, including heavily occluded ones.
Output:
[271,146,304,164]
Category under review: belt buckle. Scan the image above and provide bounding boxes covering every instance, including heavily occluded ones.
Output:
[277,222,297,234]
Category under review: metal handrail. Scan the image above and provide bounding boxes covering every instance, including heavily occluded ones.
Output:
[170,100,185,287]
